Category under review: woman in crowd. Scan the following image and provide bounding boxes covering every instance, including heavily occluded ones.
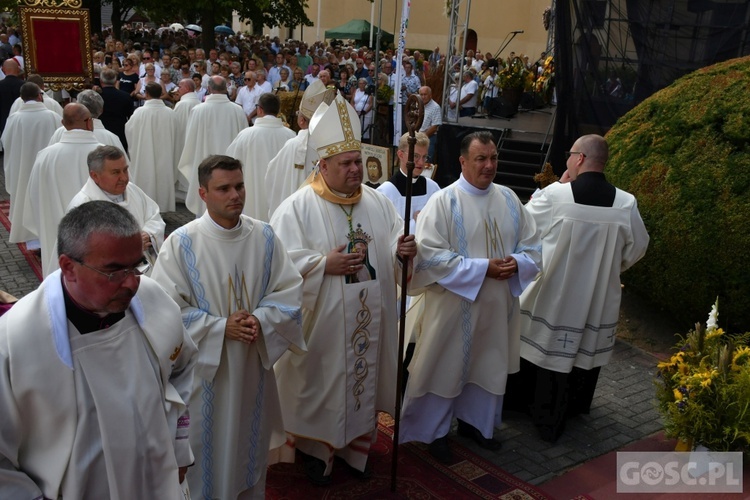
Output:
[220,62,236,99]
[336,66,353,100]
[134,63,160,105]
[290,67,308,92]
[117,55,140,102]
[273,67,292,91]
[351,77,373,140]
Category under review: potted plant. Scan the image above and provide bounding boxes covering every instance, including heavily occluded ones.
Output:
[655,299,750,452]
[497,56,531,110]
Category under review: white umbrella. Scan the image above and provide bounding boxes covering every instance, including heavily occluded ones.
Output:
[170,23,185,31]
[185,24,202,33]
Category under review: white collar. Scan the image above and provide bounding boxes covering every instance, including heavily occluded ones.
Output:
[458,173,491,195]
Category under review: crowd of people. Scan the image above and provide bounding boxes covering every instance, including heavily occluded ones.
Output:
[0,22,646,499]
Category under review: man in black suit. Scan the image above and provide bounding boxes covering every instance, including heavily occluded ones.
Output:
[98,68,133,152]
[0,58,24,139]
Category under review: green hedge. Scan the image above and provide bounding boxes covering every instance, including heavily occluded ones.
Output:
[606,56,750,331]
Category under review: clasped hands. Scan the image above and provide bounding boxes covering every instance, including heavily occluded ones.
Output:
[486,256,517,281]
[225,310,261,344]
[324,235,417,276]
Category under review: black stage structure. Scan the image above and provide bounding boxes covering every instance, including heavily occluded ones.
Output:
[436,0,750,193]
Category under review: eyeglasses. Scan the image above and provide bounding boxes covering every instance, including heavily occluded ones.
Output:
[402,152,431,163]
[565,151,586,159]
[244,77,253,80]
[143,57,152,61]
[73,258,150,283]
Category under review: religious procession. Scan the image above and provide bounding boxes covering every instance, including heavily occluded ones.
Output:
[7,0,750,497]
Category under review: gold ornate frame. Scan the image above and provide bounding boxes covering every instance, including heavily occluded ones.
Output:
[19,4,92,90]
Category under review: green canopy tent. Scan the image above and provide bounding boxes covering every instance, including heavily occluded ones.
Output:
[324,19,394,46]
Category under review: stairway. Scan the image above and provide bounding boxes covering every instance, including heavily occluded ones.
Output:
[495,136,549,202]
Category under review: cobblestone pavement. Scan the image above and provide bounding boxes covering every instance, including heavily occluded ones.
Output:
[0,158,663,489]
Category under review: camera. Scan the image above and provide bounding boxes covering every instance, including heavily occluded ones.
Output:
[365,83,376,95]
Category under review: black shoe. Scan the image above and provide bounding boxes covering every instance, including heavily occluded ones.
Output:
[456,419,501,451]
[347,461,373,480]
[428,436,453,464]
[302,454,332,486]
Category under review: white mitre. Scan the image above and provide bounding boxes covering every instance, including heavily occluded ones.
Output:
[299,80,336,120]
[309,94,361,159]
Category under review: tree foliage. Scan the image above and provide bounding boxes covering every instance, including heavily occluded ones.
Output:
[606,55,750,332]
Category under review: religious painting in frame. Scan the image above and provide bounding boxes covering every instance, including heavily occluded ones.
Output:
[361,143,391,189]
[19,4,93,90]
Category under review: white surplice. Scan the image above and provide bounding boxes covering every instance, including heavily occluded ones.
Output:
[48,118,126,154]
[0,101,60,241]
[125,99,177,212]
[399,176,542,444]
[0,273,196,500]
[519,181,649,372]
[269,183,404,474]
[264,129,319,220]
[22,130,102,277]
[151,214,304,500]
[226,115,295,221]
[177,94,247,216]
[173,92,201,191]
[9,94,63,117]
[377,171,441,234]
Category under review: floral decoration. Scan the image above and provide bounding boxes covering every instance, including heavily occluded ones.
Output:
[497,56,533,91]
[655,299,750,452]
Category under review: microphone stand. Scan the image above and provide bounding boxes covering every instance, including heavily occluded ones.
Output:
[493,31,523,61]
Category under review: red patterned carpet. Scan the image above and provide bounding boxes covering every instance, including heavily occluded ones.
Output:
[267,413,550,499]
[0,200,43,281]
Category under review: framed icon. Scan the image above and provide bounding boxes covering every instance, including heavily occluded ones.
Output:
[361,143,391,189]
[20,5,93,90]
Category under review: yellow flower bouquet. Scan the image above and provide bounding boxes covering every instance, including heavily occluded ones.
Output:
[655,300,750,452]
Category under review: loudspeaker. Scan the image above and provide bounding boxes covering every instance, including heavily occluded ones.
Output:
[520,91,546,110]
[486,96,516,118]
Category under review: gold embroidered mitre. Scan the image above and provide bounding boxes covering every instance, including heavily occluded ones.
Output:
[309,94,362,159]
[299,80,337,120]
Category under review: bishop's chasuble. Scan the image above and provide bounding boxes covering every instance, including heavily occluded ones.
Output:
[151,213,304,499]
[269,178,404,474]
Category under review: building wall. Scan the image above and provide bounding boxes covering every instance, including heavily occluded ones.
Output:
[243,0,553,61]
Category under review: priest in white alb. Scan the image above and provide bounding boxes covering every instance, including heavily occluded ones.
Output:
[151,155,305,499]
[269,95,416,485]
[398,131,542,464]
[8,74,63,118]
[0,201,196,498]
[178,76,247,216]
[506,134,649,442]
[125,82,177,212]
[173,78,201,196]
[23,103,102,277]
[2,82,59,244]
[226,92,295,221]
[45,146,165,275]
[47,90,125,154]
[264,80,333,219]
